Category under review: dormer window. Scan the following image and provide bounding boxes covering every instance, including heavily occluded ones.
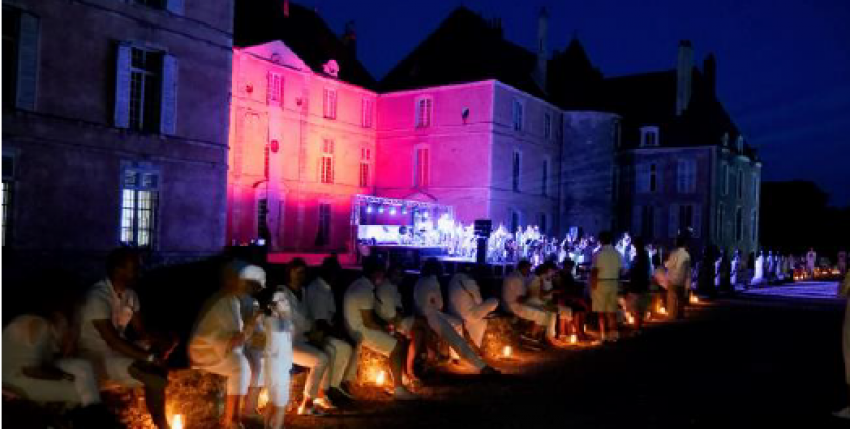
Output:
[736,135,744,152]
[640,126,659,147]
[722,133,729,147]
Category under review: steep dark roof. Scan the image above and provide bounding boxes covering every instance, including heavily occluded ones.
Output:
[379,7,545,97]
[548,38,604,109]
[599,68,756,159]
[234,0,377,89]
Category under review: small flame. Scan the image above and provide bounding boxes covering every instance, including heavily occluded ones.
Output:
[690,295,699,304]
[659,306,667,315]
[502,345,512,358]
[376,370,386,386]
[258,388,269,409]
[171,414,183,430]
[569,334,577,344]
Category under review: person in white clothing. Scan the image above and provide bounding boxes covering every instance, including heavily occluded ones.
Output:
[527,262,573,341]
[304,256,356,403]
[807,248,818,277]
[590,232,622,342]
[502,260,560,345]
[343,257,418,400]
[447,266,499,349]
[376,264,427,386]
[77,248,174,429]
[665,235,692,320]
[254,270,295,429]
[3,308,101,408]
[413,260,497,374]
[279,258,337,415]
[189,262,267,428]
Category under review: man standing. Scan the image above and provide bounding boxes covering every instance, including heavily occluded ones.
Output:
[590,232,622,342]
[77,248,175,429]
[665,235,692,320]
[807,248,818,278]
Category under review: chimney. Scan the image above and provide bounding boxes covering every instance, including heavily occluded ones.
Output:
[676,40,693,116]
[342,20,356,58]
[703,53,716,98]
[535,7,549,90]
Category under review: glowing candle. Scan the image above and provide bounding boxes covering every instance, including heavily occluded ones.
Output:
[376,370,386,386]
[258,389,269,409]
[502,345,512,358]
[659,306,667,315]
[570,334,577,344]
[171,414,183,430]
[690,295,699,304]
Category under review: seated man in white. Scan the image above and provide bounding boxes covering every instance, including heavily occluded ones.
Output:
[413,259,497,374]
[189,262,267,428]
[447,265,499,349]
[304,256,356,403]
[279,258,340,415]
[343,257,418,400]
[77,248,175,429]
[375,264,427,386]
[526,262,572,341]
[3,306,101,409]
[502,260,560,345]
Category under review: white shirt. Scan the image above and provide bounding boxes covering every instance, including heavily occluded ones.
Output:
[447,273,483,316]
[413,275,443,316]
[343,277,377,330]
[501,271,528,314]
[189,293,243,366]
[3,315,59,379]
[278,287,312,342]
[665,247,692,287]
[375,280,403,322]
[592,245,622,283]
[78,278,140,359]
[305,278,336,323]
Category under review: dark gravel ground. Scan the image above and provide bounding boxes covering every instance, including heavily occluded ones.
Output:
[289,287,849,428]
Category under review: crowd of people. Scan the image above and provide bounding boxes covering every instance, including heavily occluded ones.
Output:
[3,230,702,428]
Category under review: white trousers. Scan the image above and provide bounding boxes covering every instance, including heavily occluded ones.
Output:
[294,338,353,398]
[197,347,263,396]
[456,298,499,348]
[4,358,101,406]
[512,303,562,340]
[425,311,487,370]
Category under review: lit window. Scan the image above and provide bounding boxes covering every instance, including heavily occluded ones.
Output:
[323,88,337,119]
[512,99,523,131]
[543,112,552,139]
[416,97,432,128]
[267,72,283,106]
[361,98,373,128]
[320,139,334,184]
[359,147,371,188]
[640,126,659,147]
[512,150,521,192]
[721,133,729,147]
[120,168,159,248]
[414,147,429,188]
[736,135,744,152]
[128,48,164,132]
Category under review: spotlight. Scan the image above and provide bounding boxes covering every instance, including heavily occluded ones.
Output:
[390,207,397,215]
[366,205,373,213]
[401,207,408,215]
[378,205,385,213]
[423,211,429,218]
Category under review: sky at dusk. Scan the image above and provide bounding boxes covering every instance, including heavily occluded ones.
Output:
[301,0,850,206]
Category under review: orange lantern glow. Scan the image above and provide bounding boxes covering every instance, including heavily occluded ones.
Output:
[171,414,183,430]
[502,345,513,358]
[375,370,386,386]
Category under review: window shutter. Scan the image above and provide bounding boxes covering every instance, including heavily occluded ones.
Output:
[668,204,679,238]
[15,13,40,111]
[692,204,701,238]
[160,54,178,135]
[166,0,184,15]
[632,207,642,233]
[114,43,132,128]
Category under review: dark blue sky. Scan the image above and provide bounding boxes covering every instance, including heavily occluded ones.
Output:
[305,0,850,206]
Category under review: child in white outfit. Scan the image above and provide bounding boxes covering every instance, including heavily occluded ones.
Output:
[261,287,294,428]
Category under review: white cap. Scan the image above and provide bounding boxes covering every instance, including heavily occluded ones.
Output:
[239,264,266,289]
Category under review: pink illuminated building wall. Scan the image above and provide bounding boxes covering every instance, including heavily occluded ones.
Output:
[229,41,570,256]
[228,41,376,253]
